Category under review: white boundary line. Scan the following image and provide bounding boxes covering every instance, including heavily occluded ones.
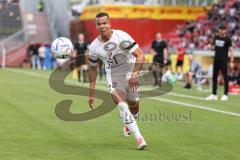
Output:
[149,97,240,117]
[7,69,240,118]
[167,92,205,100]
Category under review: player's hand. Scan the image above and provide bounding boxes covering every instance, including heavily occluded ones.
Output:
[230,61,234,69]
[88,96,94,110]
[129,75,139,92]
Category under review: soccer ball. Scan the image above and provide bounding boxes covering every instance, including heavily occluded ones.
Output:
[51,37,73,59]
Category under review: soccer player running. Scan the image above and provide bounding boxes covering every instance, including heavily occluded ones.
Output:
[88,12,147,150]
[206,25,234,101]
[151,32,168,86]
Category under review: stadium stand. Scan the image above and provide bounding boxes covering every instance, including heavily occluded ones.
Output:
[177,0,240,49]
[0,0,52,67]
[0,0,22,40]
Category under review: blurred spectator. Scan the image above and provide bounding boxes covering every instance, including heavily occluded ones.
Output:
[229,66,240,85]
[150,32,168,86]
[38,44,46,69]
[28,43,40,70]
[43,44,52,69]
[74,33,88,82]
[206,25,234,101]
[183,54,202,90]
[177,0,240,50]
[176,45,185,79]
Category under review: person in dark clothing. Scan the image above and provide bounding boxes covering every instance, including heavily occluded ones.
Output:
[150,32,168,86]
[206,26,235,101]
[176,46,185,80]
[29,43,40,69]
[74,33,88,82]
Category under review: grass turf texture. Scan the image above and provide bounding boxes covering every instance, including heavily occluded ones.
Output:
[0,68,239,160]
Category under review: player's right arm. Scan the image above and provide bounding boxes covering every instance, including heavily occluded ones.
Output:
[89,65,97,109]
[88,45,98,109]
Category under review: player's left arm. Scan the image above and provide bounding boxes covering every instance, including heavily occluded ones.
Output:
[132,48,145,77]
[129,48,145,91]
[122,30,145,90]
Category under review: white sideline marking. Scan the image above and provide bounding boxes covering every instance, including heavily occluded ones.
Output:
[7,69,50,79]
[7,69,240,118]
[168,92,205,100]
[142,85,206,100]
[149,97,240,117]
[0,81,45,84]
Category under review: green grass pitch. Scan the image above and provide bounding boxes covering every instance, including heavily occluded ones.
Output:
[0,68,240,160]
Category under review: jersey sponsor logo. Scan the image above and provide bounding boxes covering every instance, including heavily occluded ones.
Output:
[104,42,117,52]
[215,40,225,47]
[119,40,132,50]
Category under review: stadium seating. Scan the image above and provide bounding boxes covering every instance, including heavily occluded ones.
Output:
[0,1,22,40]
[177,0,240,49]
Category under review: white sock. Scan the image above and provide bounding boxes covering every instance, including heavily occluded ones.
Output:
[133,113,138,120]
[117,102,143,140]
[126,121,143,140]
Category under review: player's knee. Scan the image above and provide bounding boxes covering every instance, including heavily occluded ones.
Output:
[111,89,126,104]
[117,102,129,112]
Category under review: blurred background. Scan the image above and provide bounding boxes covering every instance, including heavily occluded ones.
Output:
[0,0,239,93]
[1,1,240,159]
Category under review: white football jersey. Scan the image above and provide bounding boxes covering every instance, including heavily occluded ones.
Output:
[89,30,139,76]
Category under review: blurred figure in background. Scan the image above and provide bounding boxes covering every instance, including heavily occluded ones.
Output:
[38,43,46,70]
[28,43,40,70]
[150,32,168,86]
[74,33,89,82]
[43,44,52,69]
[176,45,185,80]
[229,66,240,85]
[183,53,202,90]
[177,0,240,50]
[206,25,235,101]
